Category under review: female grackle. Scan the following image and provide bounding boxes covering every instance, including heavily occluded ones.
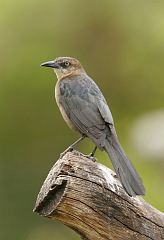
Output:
[41,57,145,197]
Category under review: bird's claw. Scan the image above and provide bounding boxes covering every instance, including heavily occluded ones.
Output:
[82,153,97,162]
[60,146,74,158]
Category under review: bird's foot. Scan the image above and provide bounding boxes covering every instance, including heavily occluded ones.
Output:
[83,146,97,162]
[82,153,97,162]
[60,146,74,158]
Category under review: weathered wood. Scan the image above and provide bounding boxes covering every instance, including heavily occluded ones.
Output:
[33,150,164,240]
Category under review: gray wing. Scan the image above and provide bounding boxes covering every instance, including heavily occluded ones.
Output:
[86,75,114,125]
[96,98,113,125]
[61,91,106,138]
[59,75,114,147]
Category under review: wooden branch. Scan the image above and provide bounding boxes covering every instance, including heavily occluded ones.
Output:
[33,150,164,240]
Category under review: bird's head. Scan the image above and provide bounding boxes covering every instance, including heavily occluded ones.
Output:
[41,57,85,80]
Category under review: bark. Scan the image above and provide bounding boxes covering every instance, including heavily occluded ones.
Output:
[33,150,164,240]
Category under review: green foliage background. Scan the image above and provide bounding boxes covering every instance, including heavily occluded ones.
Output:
[0,1,164,239]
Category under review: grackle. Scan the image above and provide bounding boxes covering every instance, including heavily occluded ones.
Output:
[41,57,145,197]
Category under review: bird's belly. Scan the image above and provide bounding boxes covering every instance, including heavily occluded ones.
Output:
[55,81,77,131]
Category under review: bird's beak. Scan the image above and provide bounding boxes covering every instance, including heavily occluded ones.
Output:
[40,60,59,68]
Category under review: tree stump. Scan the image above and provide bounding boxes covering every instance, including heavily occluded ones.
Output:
[33,150,164,240]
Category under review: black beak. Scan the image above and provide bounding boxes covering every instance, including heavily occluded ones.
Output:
[40,60,59,68]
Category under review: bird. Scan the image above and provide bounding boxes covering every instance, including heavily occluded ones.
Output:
[41,56,145,197]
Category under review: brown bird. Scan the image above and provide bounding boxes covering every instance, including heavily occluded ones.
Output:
[41,56,145,197]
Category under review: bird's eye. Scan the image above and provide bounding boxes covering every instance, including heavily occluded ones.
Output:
[64,61,70,67]
[61,61,70,68]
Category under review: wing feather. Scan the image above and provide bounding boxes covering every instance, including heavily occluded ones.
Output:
[58,75,114,143]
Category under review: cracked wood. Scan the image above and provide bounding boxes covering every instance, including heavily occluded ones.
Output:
[33,151,164,240]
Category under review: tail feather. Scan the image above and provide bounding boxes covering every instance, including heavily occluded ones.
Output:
[105,131,145,196]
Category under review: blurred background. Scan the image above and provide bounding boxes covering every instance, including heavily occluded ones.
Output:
[0,0,164,239]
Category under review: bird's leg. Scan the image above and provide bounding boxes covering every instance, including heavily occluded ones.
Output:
[69,135,86,149]
[60,135,85,158]
[82,146,97,162]
[88,146,97,157]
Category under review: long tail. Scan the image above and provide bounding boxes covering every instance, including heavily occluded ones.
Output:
[104,129,145,196]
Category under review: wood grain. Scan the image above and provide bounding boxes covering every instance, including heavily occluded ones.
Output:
[33,151,164,240]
